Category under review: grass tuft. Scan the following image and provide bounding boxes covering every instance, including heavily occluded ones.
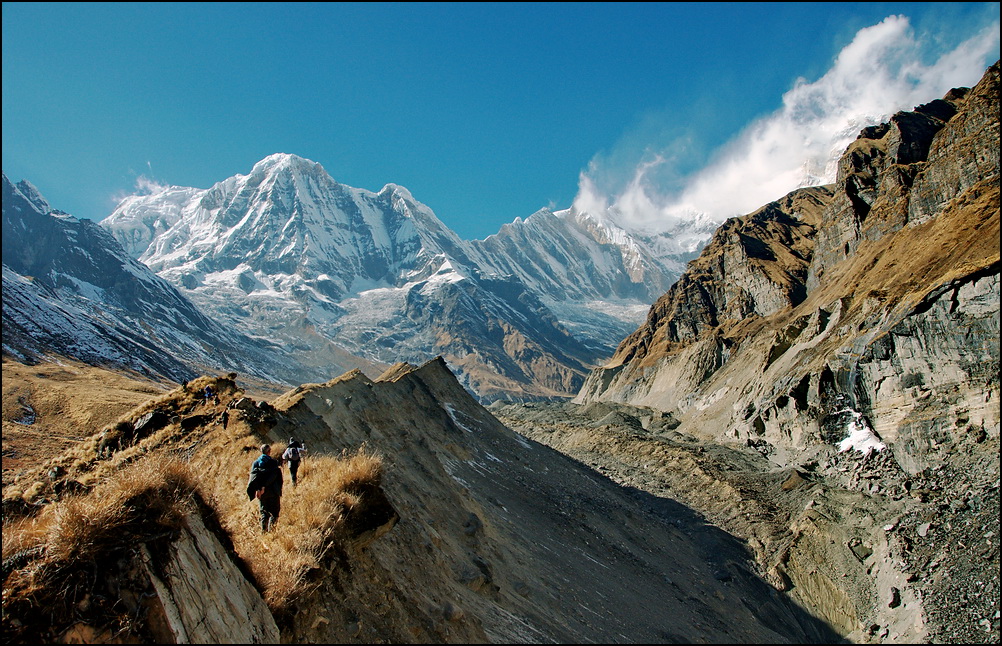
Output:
[4,457,198,568]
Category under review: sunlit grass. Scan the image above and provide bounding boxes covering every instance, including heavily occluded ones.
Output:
[193,444,384,608]
[2,443,383,613]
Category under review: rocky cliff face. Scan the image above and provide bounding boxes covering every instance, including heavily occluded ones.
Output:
[581,184,833,417]
[564,61,999,643]
[137,510,281,643]
[576,61,1000,475]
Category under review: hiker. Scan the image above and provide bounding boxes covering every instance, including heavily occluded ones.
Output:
[246,444,283,532]
[203,385,214,404]
[282,438,307,486]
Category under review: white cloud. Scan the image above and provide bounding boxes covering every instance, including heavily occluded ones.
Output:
[110,173,170,208]
[578,14,1000,233]
[134,174,169,195]
[571,171,610,218]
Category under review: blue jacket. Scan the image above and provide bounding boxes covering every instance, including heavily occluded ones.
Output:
[246,453,283,500]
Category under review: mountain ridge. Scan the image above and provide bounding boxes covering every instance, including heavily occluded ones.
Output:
[1,355,840,644]
[1,174,286,385]
[98,150,716,400]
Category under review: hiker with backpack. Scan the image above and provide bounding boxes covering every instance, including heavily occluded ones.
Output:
[246,444,283,532]
[282,438,307,486]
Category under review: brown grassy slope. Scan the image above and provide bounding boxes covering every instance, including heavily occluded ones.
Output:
[2,458,201,643]
[2,355,290,485]
[809,176,999,319]
[2,361,386,639]
[2,356,171,485]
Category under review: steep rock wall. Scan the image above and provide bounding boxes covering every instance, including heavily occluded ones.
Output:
[140,510,280,644]
[576,62,1000,475]
[571,60,1000,643]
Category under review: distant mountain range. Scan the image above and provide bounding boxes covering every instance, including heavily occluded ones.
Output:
[3,153,717,400]
[95,153,717,399]
[2,175,283,384]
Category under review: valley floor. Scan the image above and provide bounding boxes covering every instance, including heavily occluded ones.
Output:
[492,400,1001,645]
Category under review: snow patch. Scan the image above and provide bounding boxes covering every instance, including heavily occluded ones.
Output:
[837,409,886,456]
[443,403,475,433]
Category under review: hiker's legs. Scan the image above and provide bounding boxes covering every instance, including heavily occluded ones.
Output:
[258,499,272,532]
[289,461,299,485]
[259,494,281,532]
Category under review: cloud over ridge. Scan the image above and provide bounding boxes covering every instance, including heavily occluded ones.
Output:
[576,14,1001,233]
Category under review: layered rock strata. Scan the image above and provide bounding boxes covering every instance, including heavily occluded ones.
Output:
[576,61,1000,474]
[569,61,1000,642]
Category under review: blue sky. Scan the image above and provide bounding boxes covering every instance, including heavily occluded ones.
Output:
[3,3,999,240]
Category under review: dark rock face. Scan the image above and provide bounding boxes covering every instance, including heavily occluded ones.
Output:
[606,185,832,370]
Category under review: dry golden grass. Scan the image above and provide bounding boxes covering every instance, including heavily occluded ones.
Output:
[3,457,204,642]
[2,457,197,566]
[4,439,383,619]
[3,361,387,623]
[2,357,170,486]
[209,446,384,608]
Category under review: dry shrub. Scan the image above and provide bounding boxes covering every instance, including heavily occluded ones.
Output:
[46,457,196,563]
[223,446,384,609]
[2,457,200,643]
[327,445,384,492]
[3,457,197,570]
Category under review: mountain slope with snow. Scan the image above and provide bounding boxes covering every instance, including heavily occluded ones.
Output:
[101,153,713,400]
[467,206,716,347]
[1,174,313,385]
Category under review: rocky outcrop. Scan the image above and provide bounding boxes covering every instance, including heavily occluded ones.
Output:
[140,510,279,644]
[581,184,833,414]
[570,61,1000,643]
[1,492,280,644]
[577,61,1000,471]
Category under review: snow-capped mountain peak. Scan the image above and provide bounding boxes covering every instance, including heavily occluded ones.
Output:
[1,172,294,384]
[97,153,720,400]
[9,178,53,216]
